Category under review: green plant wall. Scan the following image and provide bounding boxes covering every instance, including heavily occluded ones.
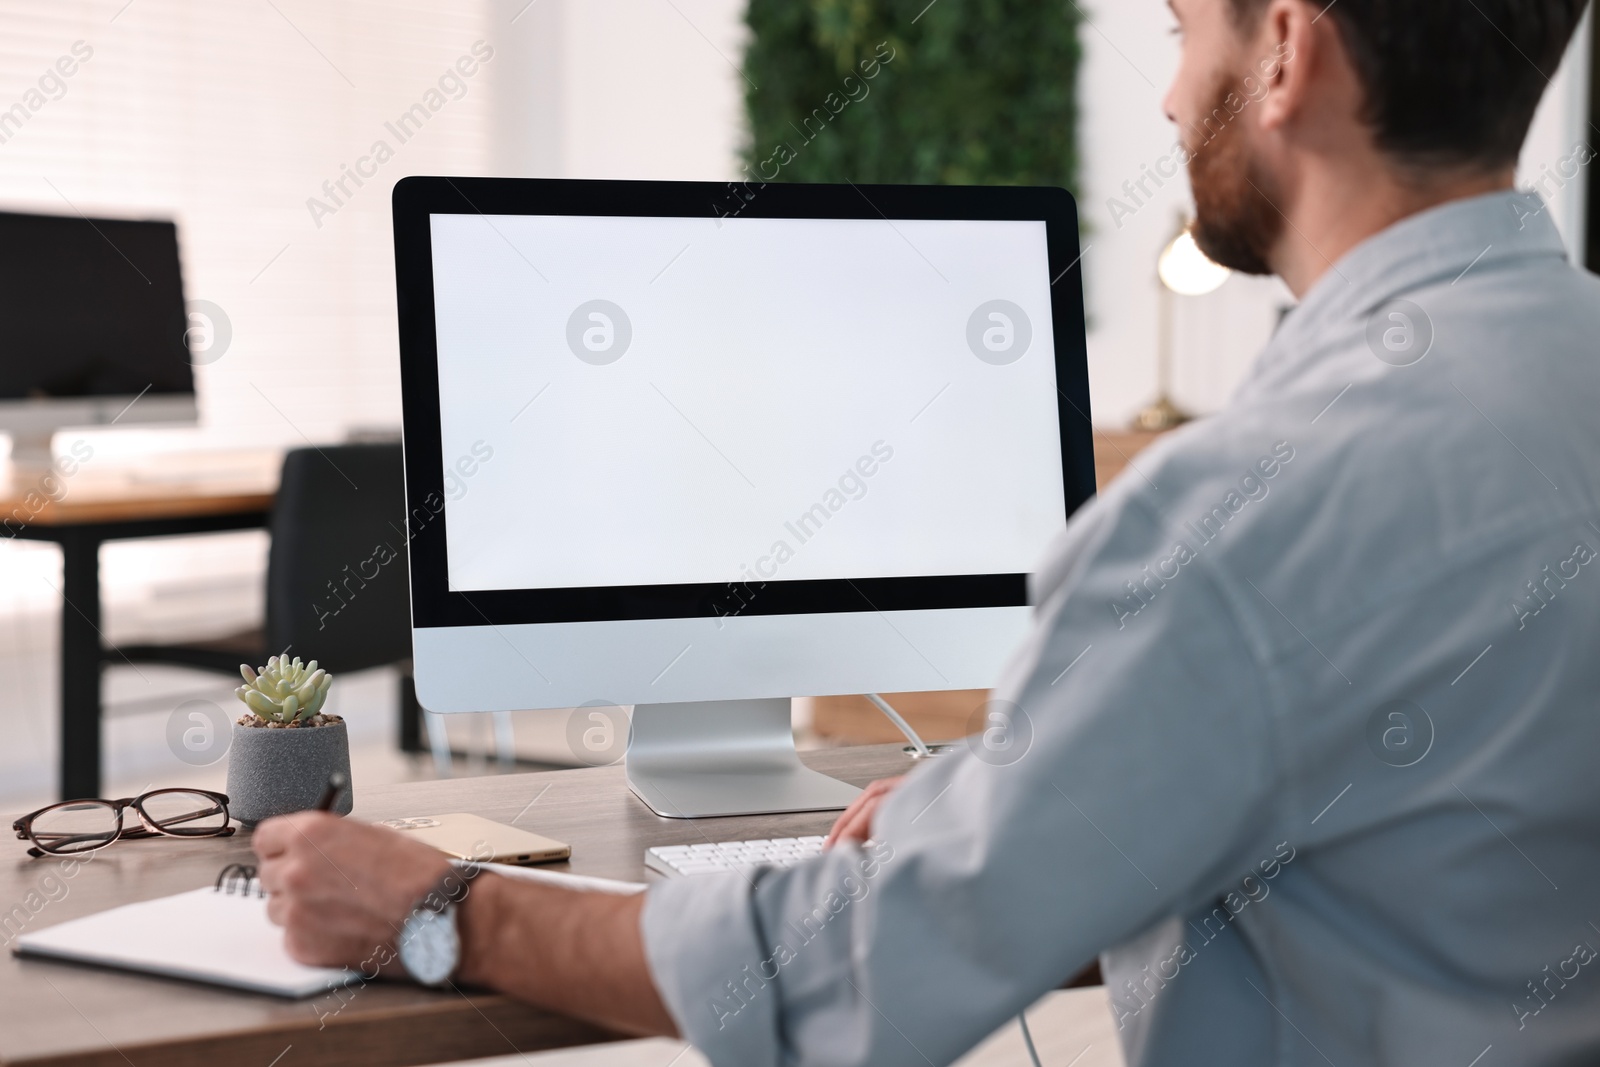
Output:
[741,0,1082,193]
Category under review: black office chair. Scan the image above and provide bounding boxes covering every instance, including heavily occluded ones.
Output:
[118,444,447,765]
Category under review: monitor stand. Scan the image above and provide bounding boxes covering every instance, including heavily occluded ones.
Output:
[626,698,863,819]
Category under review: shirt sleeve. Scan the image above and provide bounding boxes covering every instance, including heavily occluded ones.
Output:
[640,490,1284,1067]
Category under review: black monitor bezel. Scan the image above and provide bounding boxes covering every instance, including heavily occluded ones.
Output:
[393,176,1095,628]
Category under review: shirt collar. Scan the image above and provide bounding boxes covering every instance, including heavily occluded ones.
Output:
[1239,190,1570,397]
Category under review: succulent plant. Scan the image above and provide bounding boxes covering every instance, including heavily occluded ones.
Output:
[236,655,333,725]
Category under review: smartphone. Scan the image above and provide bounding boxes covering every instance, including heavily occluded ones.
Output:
[376,813,571,865]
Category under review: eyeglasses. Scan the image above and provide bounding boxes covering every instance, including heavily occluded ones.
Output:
[12,789,234,858]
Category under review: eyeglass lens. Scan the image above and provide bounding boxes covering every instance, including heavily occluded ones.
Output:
[30,801,120,855]
[137,790,229,835]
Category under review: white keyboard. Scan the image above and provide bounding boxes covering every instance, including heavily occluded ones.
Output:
[645,836,827,877]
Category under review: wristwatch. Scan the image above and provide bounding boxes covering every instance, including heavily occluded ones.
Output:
[397,867,478,986]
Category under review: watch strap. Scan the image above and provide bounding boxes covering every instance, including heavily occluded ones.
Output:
[414,864,480,916]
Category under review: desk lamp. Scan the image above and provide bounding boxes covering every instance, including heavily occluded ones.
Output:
[1137,215,1231,431]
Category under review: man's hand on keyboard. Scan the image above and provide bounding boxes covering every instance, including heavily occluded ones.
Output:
[825,775,904,848]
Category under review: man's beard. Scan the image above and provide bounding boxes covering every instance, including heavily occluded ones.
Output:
[1185,74,1283,277]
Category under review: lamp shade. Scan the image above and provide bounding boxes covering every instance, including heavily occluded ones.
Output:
[1158,229,1231,296]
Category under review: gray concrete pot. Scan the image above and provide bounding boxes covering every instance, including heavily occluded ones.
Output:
[225,719,353,827]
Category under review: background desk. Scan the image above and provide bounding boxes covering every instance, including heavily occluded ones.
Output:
[1,744,915,1067]
[3,428,1166,800]
[0,464,274,799]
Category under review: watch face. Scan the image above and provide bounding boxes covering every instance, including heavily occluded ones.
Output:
[399,907,460,986]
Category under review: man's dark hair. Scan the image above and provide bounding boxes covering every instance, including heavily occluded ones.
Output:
[1230,0,1591,170]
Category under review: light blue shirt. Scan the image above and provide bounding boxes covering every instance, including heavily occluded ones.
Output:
[641,190,1600,1066]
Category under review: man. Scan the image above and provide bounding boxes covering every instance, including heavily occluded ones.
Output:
[255,0,1600,1062]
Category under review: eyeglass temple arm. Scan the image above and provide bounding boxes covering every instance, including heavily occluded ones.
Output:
[122,824,236,840]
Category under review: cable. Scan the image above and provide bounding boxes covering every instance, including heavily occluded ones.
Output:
[865,692,931,757]
[1018,1008,1044,1067]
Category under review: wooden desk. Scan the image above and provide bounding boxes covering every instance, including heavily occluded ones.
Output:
[1,463,275,799]
[0,744,915,1067]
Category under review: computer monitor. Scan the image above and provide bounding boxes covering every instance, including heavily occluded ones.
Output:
[393,177,1094,817]
[0,210,197,460]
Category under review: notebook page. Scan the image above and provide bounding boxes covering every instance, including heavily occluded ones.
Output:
[14,886,359,998]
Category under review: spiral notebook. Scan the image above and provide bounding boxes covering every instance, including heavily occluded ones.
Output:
[12,861,644,998]
[13,864,358,997]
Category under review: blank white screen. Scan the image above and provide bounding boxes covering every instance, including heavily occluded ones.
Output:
[430,213,1067,592]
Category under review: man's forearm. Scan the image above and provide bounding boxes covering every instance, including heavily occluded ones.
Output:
[456,874,680,1038]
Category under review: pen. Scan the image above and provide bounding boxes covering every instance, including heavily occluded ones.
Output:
[315,771,349,812]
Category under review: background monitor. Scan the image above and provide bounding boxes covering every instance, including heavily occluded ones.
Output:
[0,210,197,458]
[394,177,1094,815]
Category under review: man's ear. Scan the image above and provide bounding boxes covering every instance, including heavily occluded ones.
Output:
[1254,0,1327,133]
